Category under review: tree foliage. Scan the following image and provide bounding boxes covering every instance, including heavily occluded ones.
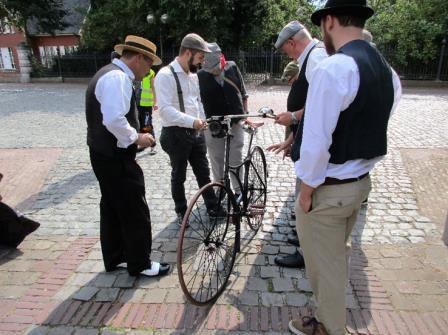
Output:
[367,0,448,65]
[81,0,303,52]
[0,0,67,36]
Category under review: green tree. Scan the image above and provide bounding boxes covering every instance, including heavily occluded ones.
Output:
[81,0,309,52]
[0,0,67,37]
[367,0,448,66]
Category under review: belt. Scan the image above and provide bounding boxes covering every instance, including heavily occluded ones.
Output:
[164,126,199,136]
[323,172,369,186]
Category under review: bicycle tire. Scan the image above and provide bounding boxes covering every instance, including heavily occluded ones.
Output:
[244,145,267,231]
[177,182,239,305]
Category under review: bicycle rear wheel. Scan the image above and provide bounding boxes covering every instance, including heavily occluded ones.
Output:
[244,145,267,231]
[177,182,238,305]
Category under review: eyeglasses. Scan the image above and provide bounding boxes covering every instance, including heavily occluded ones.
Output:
[142,55,153,65]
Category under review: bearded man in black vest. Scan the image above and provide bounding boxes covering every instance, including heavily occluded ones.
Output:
[85,35,170,278]
[288,1,402,334]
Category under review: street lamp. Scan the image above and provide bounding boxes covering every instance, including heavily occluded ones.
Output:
[146,12,169,61]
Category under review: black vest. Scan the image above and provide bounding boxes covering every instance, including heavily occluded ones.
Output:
[86,63,139,157]
[329,40,394,163]
[290,43,322,162]
[198,61,245,121]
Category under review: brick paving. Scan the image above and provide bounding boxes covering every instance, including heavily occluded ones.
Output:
[0,84,447,334]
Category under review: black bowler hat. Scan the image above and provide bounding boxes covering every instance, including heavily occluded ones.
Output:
[311,0,374,26]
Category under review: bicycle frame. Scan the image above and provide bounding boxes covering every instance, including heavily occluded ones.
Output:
[209,111,273,252]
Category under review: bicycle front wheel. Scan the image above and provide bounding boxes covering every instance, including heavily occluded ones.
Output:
[177,182,238,305]
[244,145,267,231]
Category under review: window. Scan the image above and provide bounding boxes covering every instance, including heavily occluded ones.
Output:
[0,47,16,70]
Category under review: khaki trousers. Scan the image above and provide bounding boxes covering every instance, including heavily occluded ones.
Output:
[296,176,371,335]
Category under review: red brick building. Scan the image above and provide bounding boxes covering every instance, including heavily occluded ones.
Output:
[0,0,90,82]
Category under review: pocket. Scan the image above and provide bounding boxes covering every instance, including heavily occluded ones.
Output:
[312,195,359,217]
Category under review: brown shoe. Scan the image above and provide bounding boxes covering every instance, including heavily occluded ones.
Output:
[288,317,329,335]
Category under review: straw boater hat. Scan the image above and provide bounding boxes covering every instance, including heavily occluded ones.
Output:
[114,35,162,66]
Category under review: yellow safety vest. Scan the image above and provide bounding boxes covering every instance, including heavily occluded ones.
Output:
[140,69,155,107]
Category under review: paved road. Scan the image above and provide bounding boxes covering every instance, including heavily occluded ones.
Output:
[0,83,447,334]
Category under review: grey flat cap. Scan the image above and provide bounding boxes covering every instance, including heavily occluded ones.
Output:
[181,33,211,52]
[274,21,305,49]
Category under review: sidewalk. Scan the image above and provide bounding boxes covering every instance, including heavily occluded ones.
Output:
[0,84,447,334]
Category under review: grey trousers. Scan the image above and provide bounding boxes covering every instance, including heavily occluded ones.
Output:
[204,123,244,194]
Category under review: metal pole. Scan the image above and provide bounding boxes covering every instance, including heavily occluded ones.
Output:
[159,25,163,62]
[57,48,63,81]
[270,47,274,78]
[436,38,446,81]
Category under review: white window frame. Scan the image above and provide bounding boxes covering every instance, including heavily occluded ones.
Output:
[0,47,16,70]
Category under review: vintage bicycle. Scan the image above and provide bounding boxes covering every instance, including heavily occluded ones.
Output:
[176,107,275,305]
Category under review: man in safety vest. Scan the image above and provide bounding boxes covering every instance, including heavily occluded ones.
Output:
[137,69,157,154]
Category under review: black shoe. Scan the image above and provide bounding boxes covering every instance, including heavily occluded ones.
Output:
[287,236,300,247]
[274,251,305,268]
[207,205,227,217]
[177,211,189,227]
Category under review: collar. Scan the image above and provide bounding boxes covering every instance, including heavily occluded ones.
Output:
[297,38,319,68]
[171,58,187,74]
[113,58,135,80]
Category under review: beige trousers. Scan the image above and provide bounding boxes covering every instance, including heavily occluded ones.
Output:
[296,176,371,335]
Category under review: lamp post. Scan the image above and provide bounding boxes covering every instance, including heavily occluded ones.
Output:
[146,12,168,62]
[436,37,446,82]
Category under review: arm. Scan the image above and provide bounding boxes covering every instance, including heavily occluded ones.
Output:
[150,76,157,110]
[154,69,198,128]
[235,64,249,112]
[95,72,138,148]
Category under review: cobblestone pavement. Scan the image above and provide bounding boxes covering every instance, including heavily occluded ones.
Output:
[0,84,447,334]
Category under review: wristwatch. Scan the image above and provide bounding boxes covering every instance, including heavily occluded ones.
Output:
[290,111,299,125]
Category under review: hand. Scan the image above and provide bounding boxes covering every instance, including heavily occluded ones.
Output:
[193,119,206,130]
[298,183,315,214]
[136,133,155,148]
[275,112,293,126]
[299,192,312,213]
[266,141,291,159]
[153,105,158,111]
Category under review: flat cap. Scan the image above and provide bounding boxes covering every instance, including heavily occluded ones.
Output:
[274,21,305,49]
[181,33,211,53]
[281,61,300,81]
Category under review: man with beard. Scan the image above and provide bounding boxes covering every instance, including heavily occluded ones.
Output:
[155,33,224,224]
[288,1,402,334]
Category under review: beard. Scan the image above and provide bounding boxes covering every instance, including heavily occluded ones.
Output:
[188,55,199,73]
[322,26,336,55]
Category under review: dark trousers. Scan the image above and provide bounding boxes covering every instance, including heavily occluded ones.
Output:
[89,148,152,275]
[137,105,155,136]
[160,127,217,215]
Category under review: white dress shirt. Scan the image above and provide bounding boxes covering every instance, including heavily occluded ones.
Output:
[296,50,402,188]
[94,59,138,149]
[154,58,206,128]
[297,38,328,82]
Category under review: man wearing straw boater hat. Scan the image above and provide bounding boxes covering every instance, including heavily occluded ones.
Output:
[290,1,402,334]
[85,35,170,278]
